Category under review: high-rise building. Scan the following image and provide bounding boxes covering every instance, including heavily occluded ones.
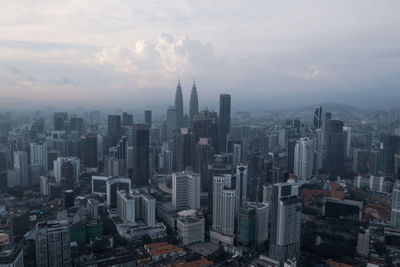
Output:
[313,106,323,129]
[176,209,204,246]
[172,169,200,211]
[54,157,80,184]
[219,94,231,152]
[144,110,152,127]
[238,203,256,252]
[13,151,28,186]
[293,137,314,181]
[236,164,248,213]
[173,128,195,172]
[85,133,98,169]
[353,149,369,174]
[7,169,20,188]
[70,117,83,135]
[233,144,242,170]
[343,126,352,159]
[378,134,400,175]
[175,80,184,128]
[392,181,400,229]
[36,220,71,267]
[194,138,214,191]
[189,80,199,127]
[53,112,68,131]
[192,110,219,151]
[269,183,302,264]
[107,115,122,144]
[30,142,48,174]
[132,123,150,187]
[325,112,332,123]
[325,120,345,178]
[167,106,177,140]
[122,112,133,127]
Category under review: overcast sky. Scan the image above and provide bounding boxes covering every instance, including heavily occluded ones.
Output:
[1,1,400,111]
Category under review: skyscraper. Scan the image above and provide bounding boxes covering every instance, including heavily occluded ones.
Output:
[269,183,302,264]
[325,120,345,178]
[53,112,68,131]
[313,106,323,129]
[173,128,195,172]
[175,80,184,128]
[13,151,28,186]
[122,112,133,127]
[166,106,177,140]
[293,137,314,181]
[30,142,48,174]
[392,181,400,229]
[172,169,200,211]
[132,123,150,187]
[189,80,198,127]
[236,164,248,213]
[144,110,152,127]
[36,220,71,267]
[343,126,352,159]
[378,134,400,175]
[219,94,231,152]
[85,133,98,169]
[107,115,122,144]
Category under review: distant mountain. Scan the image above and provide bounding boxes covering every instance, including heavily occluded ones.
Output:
[275,102,367,115]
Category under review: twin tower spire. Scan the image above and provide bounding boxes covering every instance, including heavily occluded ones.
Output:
[174,80,198,127]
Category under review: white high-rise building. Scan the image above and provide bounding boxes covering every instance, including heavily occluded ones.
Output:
[117,190,136,223]
[30,142,48,173]
[13,151,28,186]
[392,181,400,229]
[343,126,352,159]
[53,157,80,183]
[172,169,200,210]
[293,137,314,181]
[246,202,270,247]
[221,188,236,236]
[269,183,302,265]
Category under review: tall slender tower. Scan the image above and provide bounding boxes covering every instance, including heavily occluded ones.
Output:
[189,80,199,127]
[219,94,231,152]
[175,80,184,128]
[313,106,323,129]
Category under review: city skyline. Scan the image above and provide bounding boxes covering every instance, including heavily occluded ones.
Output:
[1,1,400,110]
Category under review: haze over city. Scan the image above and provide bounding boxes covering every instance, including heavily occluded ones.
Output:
[1,1,400,110]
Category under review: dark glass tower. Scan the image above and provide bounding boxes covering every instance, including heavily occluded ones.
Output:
[378,134,400,174]
[132,123,150,187]
[107,115,121,143]
[85,133,98,168]
[219,94,231,152]
[175,81,184,128]
[325,120,345,178]
[189,80,198,127]
[313,106,323,129]
[122,112,133,127]
[144,110,152,127]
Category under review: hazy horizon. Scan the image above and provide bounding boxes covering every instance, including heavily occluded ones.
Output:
[1,1,400,110]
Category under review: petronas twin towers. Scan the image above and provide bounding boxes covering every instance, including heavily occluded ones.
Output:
[174,80,198,127]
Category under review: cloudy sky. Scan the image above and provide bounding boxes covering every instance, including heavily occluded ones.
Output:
[1,1,400,111]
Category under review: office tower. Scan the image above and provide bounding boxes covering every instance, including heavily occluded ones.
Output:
[194,138,214,191]
[293,119,301,136]
[293,137,314,181]
[53,112,68,131]
[343,126,352,159]
[269,183,302,264]
[13,151,28,186]
[236,164,248,213]
[325,112,332,123]
[122,112,133,127]
[233,144,242,170]
[353,149,369,174]
[144,110,152,127]
[47,150,59,171]
[64,190,74,208]
[36,220,71,267]
[174,80,184,128]
[176,209,205,246]
[287,139,296,173]
[7,169,19,188]
[173,128,195,172]
[60,161,74,190]
[107,115,122,143]
[189,80,199,127]
[392,181,400,229]
[279,128,288,149]
[172,169,200,210]
[219,94,231,152]
[238,203,256,252]
[315,128,324,171]
[117,190,136,223]
[192,110,219,149]
[378,134,400,175]
[131,123,150,187]
[105,177,131,208]
[105,157,126,177]
[30,142,48,173]
[313,106,323,129]
[85,133,98,169]
[53,157,80,184]
[70,117,83,135]
[87,198,99,220]
[325,120,345,178]
[167,106,177,140]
